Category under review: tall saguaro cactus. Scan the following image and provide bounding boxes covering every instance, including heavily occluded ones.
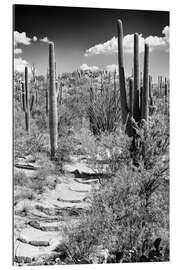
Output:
[133,33,140,122]
[117,19,128,124]
[22,67,35,132]
[24,67,30,132]
[24,67,30,133]
[141,43,150,120]
[49,42,58,158]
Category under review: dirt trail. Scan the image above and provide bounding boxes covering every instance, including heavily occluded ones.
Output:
[14,155,99,265]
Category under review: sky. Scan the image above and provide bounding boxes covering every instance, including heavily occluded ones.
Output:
[13,5,169,81]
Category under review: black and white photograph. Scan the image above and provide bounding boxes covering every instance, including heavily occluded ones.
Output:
[13,4,169,266]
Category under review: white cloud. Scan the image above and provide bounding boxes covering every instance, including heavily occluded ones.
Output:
[85,37,117,56]
[14,31,31,46]
[79,63,99,71]
[162,26,169,41]
[40,37,51,43]
[14,57,29,73]
[85,26,169,56]
[14,48,22,54]
[14,31,37,56]
[33,36,37,42]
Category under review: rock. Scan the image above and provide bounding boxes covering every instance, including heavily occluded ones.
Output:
[15,163,39,170]
[28,220,41,230]
[28,240,50,247]
[16,237,28,244]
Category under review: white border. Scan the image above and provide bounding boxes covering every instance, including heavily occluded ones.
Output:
[0,0,179,269]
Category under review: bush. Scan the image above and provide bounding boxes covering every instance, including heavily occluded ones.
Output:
[66,163,169,263]
[14,130,48,158]
[88,86,121,135]
[74,127,131,176]
[14,171,29,186]
[65,110,169,263]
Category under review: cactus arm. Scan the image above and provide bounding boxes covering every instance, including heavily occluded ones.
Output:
[30,94,35,112]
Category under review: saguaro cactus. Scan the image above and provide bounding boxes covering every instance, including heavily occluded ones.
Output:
[49,42,58,158]
[22,67,34,132]
[141,43,150,121]
[117,19,128,124]
[31,64,38,109]
[21,82,25,111]
[133,33,141,122]
[25,67,30,132]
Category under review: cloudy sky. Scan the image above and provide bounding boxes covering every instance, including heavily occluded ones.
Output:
[14,5,169,81]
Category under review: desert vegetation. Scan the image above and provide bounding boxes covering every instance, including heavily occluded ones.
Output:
[14,19,169,265]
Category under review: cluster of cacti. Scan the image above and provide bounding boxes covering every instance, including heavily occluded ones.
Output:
[117,19,152,135]
[22,66,35,133]
[49,42,58,158]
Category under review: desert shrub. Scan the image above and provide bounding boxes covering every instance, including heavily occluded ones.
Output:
[15,190,36,201]
[14,171,29,186]
[59,85,89,132]
[55,134,77,169]
[14,153,57,194]
[130,113,169,170]
[94,129,131,175]
[87,86,121,135]
[14,130,48,158]
[73,127,97,156]
[66,163,169,263]
[74,127,131,176]
[34,111,48,132]
[28,156,56,194]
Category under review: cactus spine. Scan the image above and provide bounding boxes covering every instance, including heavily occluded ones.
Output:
[133,33,140,122]
[141,43,150,121]
[117,19,128,124]
[49,42,58,158]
